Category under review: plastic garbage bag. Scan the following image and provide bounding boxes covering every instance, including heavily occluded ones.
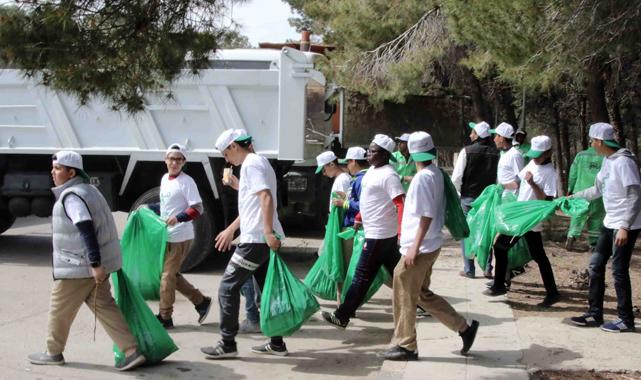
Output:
[120,208,168,300]
[464,185,502,271]
[261,250,320,337]
[339,228,390,304]
[303,204,345,300]
[112,270,178,365]
[440,168,470,240]
[495,197,589,236]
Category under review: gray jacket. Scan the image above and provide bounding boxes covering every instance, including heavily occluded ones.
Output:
[51,177,121,279]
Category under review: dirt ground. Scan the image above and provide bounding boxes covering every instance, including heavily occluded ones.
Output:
[531,370,641,380]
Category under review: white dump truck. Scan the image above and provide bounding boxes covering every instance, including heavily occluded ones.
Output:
[0,47,339,269]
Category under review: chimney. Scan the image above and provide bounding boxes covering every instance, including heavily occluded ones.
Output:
[300,30,311,52]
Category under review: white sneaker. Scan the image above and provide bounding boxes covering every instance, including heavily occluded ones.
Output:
[238,319,261,333]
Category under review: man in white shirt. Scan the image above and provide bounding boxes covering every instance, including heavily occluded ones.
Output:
[570,123,641,333]
[483,136,561,308]
[201,129,288,358]
[316,150,352,211]
[149,144,211,329]
[452,121,499,278]
[493,122,525,196]
[322,134,405,329]
[378,132,479,361]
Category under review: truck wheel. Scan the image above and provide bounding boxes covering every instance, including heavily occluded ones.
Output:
[130,187,217,272]
[0,208,16,234]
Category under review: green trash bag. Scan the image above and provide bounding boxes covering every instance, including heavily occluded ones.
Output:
[261,250,320,337]
[339,228,390,304]
[496,197,590,236]
[440,168,470,240]
[112,269,178,365]
[303,204,345,300]
[120,208,168,300]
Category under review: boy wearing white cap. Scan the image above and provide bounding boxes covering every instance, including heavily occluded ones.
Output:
[322,134,405,329]
[452,121,500,278]
[392,133,416,191]
[570,123,641,333]
[316,150,352,211]
[484,136,561,307]
[379,131,479,361]
[336,147,369,228]
[202,129,287,358]
[146,144,211,329]
[492,122,525,196]
[29,151,145,371]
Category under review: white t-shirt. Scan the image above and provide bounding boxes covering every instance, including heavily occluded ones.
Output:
[238,153,285,243]
[400,165,445,255]
[360,164,405,239]
[63,194,92,224]
[329,172,352,210]
[517,161,557,232]
[598,155,641,229]
[497,147,524,194]
[160,172,202,242]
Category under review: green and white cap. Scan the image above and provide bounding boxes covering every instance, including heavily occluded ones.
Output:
[408,131,437,162]
[468,121,491,138]
[215,129,252,151]
[589,122,621,148]
[490,122,515,138]
[339,147,367,164]
[315,151,337,174]
[525,135,552,158]
[52,150,90,180]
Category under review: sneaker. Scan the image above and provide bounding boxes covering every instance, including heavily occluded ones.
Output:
[485,280,511,290]
[600,319,636,333]
[565,237,576,251]
[28,352,65,366]
[537,292,561,308]
[115,350,146,371]
[510,266,526,278]
[321,311,348,329]
[201,341,238,359]
[238,319,261,334]
[416,306,431,318]
[482,287,507,296]
[377,346,418,361]
[569,313,603,327]
[483,271,493,279]
[195,297,212,324]
[459,271,475,279]
[156,314,174,329]
[251,341,289,356]
[460,320,479,355]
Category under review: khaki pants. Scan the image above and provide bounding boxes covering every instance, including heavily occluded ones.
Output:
[160,240,205,318]
[46,278,137,355]
[391,249,467,352]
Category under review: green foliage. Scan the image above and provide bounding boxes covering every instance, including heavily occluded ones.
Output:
[0,1,245,113]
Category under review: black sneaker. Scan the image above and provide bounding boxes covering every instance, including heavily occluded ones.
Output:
[321,311,348,329]
[195,296,212,324]
[28,352,65,366]
[377,346,418,361]
[201,341,238,359]
[459,320,479,355]
[569,313,603,327]
[482,287,507,296]
[537,292,561,308]
[115,350,146,371]
[156,314,174,329]
[251,341,289,356]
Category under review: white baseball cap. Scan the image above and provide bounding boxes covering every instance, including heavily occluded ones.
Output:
[468,121,491,138]
[315,151,337,174]
[165,143,188,160]
[372,134,397,162]
[215,129,252,152]
[52,150,90,180]
[339,146,367,164]
[525,135,553,158]
[395,133,411,142]
[490,122,515,139]
[408,131,437,162]
[589,122,621,148]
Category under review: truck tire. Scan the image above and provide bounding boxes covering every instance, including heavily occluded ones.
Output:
[0,209,15,234]
[130,187,217,272]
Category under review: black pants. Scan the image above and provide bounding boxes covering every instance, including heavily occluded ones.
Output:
[335,236,401,322]
[588,227,640,326]
[492,231,558,296]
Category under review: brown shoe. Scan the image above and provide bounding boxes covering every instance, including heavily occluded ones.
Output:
[459,271,474,279]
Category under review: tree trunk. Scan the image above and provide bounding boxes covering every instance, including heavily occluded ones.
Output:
[607,89,625,146]
[461,67,491,122]
[560,118,571,194]
[586,60,610,123]
[579,97,588,150]
[498,85,519,127]
[551,102,566,196]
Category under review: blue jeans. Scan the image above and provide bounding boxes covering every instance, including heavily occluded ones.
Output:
[588,227,640,326]
[240,277,260,324]
[460,196,477,276]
